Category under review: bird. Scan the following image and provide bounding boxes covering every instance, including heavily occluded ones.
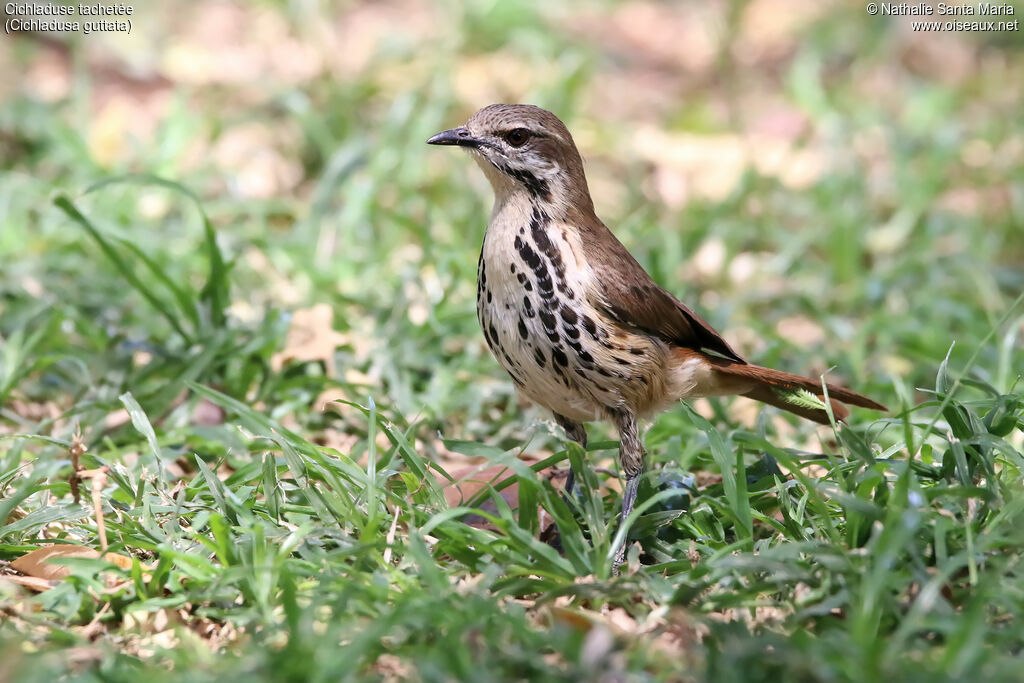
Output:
[427,104,886,565]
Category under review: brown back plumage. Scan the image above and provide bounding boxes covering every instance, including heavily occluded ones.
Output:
[571,208,747,364]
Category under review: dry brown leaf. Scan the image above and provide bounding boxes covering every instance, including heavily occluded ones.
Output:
[574,1,717,73]
[442,464,523,531]
[549,605,642,638]
[192,398,226,426]
[161,3,324,86]
[123,607,183,634]
[649,607,705,655]
[3,507,26,526]
[550,606,596,632]
[12,545,101,580]
[314,428,361,455]
[635,127,825,204]
[775,315,826,350]
[88,97,133,167]
[314,388,348,414]
[11,545,135,582]
[271,304,348,376]
[211,121,304,198]
[439,462,569,533]
[373,653,416,682]
[550,603,701,661]
[19,44,71,102]
[453,53,537,109]
[738,0,831,63]
[6,398,62,422]
[1,574,58,592]
[102,552,135,571]
[604,607,640,634]
[104,408,132,431]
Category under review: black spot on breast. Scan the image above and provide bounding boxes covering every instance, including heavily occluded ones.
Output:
[524,280,533,292]
[552,347,568,367]
[582,315,598,337]
[531,206,548,228]
[529,209,570,292]
[482,325,498,352]
[559,305,578,325]
[510,263,517,274]
[486,290,492,304]
[564,339,593,368]
[539,308,556,332]
[517,317,528,340]
[535,269,554,299]
[563,325,580,340]
[629,347,645,356]
[516,272,526,285]
[534,348,546,367]
[523,296,534,317]
[530,209,557,260]
[489,323,498,345]
[516,238,542,272]
[569,350,593,370]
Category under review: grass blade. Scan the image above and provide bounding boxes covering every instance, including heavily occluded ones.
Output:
[53,195,194,343]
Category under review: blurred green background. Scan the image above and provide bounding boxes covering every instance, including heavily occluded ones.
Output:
[1,1,1023,680]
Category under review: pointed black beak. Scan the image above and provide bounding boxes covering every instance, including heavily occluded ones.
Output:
[426,127,479,148]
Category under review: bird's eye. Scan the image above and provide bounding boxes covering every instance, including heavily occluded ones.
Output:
[504,128,531,147]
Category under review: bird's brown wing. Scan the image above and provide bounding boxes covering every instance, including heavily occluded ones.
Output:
[578,215,746,364]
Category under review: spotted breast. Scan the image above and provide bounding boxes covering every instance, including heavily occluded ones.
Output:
[476,191,669,423]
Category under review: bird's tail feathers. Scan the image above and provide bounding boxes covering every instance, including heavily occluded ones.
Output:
[710,361,886,426]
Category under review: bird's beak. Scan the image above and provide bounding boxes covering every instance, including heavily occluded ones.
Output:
[426,127,479,148]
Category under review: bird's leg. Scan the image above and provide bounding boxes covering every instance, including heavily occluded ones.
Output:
[564,469,576,500]
[610,409,645,567]
[554,413,586,500]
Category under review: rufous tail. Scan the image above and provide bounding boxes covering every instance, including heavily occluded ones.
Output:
[710,360,887,426]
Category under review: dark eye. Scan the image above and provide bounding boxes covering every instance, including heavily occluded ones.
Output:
[504,128,531,147]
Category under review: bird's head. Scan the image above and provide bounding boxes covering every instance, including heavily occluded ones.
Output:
[427,104,591,214]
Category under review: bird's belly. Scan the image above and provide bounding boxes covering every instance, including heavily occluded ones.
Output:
[476,235,665,422]
[477,287,603,422]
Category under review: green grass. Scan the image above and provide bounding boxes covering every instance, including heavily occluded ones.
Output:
[2,1,1023,681]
